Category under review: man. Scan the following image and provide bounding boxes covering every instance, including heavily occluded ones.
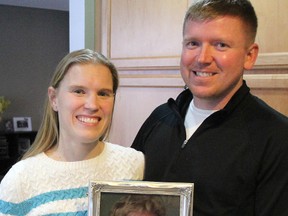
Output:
[132,0,288,215]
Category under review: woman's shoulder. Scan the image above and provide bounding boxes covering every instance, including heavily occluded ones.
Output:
[104,142,143,156]
[1,153,45,183]
[103,142,144,164]
[0,153,45,201]
[102,142,144,180]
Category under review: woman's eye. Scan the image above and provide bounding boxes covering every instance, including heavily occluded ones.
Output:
[98,90,114,99]
[73,89,85,95]
[98,91,108,97]
[98,91,111,97]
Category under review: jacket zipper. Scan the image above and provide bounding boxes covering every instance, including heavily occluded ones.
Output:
[181,139,188,149]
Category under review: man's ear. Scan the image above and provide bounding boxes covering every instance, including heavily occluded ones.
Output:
[244,43,259,70]
[48,86,58,111]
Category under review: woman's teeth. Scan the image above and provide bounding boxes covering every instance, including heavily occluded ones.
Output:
[78,116,99,123]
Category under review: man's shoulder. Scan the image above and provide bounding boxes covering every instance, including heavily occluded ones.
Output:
[149,89,192,119]
[248,95,288,123]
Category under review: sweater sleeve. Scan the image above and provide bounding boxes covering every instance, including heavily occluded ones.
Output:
[0,162,26,215]
[0,162,25,201]
[132,149,145,180]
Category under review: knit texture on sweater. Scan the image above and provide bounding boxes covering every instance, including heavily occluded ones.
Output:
[0,142,144,216]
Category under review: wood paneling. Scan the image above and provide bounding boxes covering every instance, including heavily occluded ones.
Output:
[251,0,288,68]
[101,0,288,70]
[251,0,288,53]
[101,0,189,70]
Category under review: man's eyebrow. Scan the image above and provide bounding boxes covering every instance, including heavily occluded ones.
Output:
[182,37,197,42]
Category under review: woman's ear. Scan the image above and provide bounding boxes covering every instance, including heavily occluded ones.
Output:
[244,43,259,70]
[48,87,58,111]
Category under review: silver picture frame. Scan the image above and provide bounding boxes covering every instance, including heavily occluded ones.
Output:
[88,180,194,216]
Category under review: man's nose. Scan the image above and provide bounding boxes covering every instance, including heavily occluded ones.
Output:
[197,45,213,64]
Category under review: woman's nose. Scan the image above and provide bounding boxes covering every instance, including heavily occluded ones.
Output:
[84,94,100,110]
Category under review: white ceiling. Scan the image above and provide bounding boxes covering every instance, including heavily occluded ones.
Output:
[0,0,69,11]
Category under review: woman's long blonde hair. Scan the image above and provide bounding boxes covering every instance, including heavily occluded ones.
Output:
[22,49,119,160]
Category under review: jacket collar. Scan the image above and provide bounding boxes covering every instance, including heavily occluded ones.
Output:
[172,80,251,118]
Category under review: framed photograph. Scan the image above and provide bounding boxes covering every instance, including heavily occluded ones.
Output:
[13,117,32,132]
[88,181,194,216]
[4,119,14,132]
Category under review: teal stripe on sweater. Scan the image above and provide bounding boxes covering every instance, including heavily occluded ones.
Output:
[44,211,87,216]
[0,187,88,215]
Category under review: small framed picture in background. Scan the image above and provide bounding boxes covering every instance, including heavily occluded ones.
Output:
[13,117,32,132]
[4,119,14,132]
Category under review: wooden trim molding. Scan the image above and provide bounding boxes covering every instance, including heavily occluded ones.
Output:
[112,53,288,71]
[254,53,288,69]
[119,74,288,89]
[245,74,288,88]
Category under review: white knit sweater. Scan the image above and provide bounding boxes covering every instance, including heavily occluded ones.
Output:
[0,142,144,216]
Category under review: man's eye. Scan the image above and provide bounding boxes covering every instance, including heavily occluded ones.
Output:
[185,41,199,49]
[215,42,229,50]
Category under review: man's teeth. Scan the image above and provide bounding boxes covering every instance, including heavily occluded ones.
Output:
[78,117,99,123]
[195,71,213,77]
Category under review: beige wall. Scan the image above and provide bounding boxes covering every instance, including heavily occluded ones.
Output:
[110,86,184,146]
[0,5,69,131]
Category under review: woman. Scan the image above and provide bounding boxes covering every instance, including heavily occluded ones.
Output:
[0,49,144,215]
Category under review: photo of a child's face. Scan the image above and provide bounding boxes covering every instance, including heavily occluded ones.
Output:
[100,193,181,216]
[127,211,159,216]
[127,211,157,216]
[109,195,166,216]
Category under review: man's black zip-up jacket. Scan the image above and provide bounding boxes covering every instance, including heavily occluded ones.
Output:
[132,81,288,216]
